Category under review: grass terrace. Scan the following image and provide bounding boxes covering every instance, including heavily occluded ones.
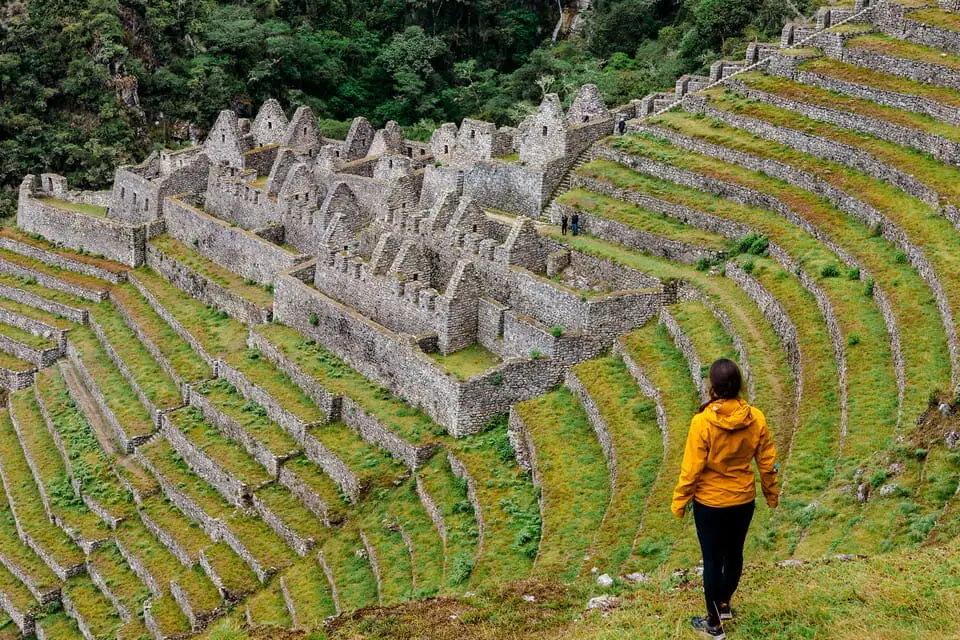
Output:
[798,57,960,108]
[87,542,151,620]
[415,455,480,590]
[275,560,337,628]
[448,418,540,587]
[64,574,124,638]
[0,350,33,373]
[8,388,109,543]
[114,516,222,624]
[0,297,73,330]
[0,248,109,293]
[255,484,328,547]
[147,594,193,638]
[320,526,380,611]
[68,326,157,444]
[244,580,291,627]
[203,542,259,599]
[279,456,348,523]
[149,235,274,308]
[256,323,447,444]
[109,283,211,383]
[0,227,127,275]
[36,611,84,639]
[166,406,273,489]
[358,504,415,604]
[732,71,960,144]
[35,368,131,514]
[556,188,732,251]
[140,437,296,574]
[138,495,211,562]
[227,347,326,426]
[193,379,301,459]
[0,273,88,312]
[428,343,502,381]
[0,319,55,351]
[89,304,183,411]
[0,490,59,596]
[382,476,446,598]
[515,388,609,582]
[846,32,960,70]
[571,356,662,575]
[35,197,107,218]
[671,301,739,378]
[654,108,955,420]
[619,322,701,571]
[307,419,403,490]
[0,553,39,620]
[908,7,960,31]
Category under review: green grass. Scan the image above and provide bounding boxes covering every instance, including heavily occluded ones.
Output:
[320,526,380,611]
[109,283,211,383]
[193,378,301,457]
[8,388,109,543]
[227,346,327,425]
[36,610,85,639]
[88,542,151,619]
[572,356,663,575]
[671,300,739,375]
[139,437,296,573]
[63,574,124,638]
[416,454,480,590]
[68,325,157,442]
[733,71,960,144]
[0,485,59,596]
[515,388,609,582]
[307,420,402,488]
[428,343,502,381]
[0,349,32,372]
[382,476,446,598]
[0,556,38,618]
[89,303,183,410]
[279,456,349,523]
[149,235,274,307]
[35,367,131,513]
[36,197,107,218]
[619,322,702,571]
[556,188,731,251]
[275,560,337,628]
[138,495,211,561]
[798,56,960,108]
[166,405,273,488]
[203,542,259,600]
[245,579,292,627]
[148,594,192,638]
[909,7,960,31]
[448,417,540,587]
[255,483,327,544]
[360,518,414,605]
[257,323,447,444]
[847,32,960,70]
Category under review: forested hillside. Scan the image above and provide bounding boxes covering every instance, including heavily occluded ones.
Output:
[0,0,799,216]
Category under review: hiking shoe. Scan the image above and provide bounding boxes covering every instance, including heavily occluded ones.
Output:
[718,603,733,621]
[691,616,726,639]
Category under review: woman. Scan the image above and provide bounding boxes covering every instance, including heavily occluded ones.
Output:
[671,359,779,639]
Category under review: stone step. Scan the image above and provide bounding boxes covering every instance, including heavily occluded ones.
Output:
[275,560,337,630]
[0,317,61,369]
[0,228,127,284]
[87,542,152,624]
[0,561,41,636]
[62,574,125,640]
[0,249,109,303]
[317,526,379,613]
[838,32,960,90]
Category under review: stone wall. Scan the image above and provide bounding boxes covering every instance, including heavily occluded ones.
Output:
[564,370,617,489]
[340,396,439,470]
[0,255,107,303]
[0,367,34,392]
[204,165,284,230]
[658,308,708,401]
[17,182,153,267]
[277,465,337,527]
[0,282,87,324]
[163,196,309,285]
[837,45,960,91]
[252,492,315,557]
[446,452,485,555]
[146,243,271,326]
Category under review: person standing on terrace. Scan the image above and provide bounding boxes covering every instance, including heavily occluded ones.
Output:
[671,359,779,639]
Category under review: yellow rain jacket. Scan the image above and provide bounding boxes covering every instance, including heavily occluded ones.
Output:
[671,397,779,518]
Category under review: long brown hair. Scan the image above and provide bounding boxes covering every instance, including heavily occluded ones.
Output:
[699,358,743,413]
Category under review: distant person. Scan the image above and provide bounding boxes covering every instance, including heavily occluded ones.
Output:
[571,212,579,236]
[561,213,568,236]
[672,359,779,639]
[618,119,626,135]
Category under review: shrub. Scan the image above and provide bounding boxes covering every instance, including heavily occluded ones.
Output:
[736,232,768,256]
[820,264,840,278]
[448,551,475,585]
[529,349,543,359]
[894,251,907,264]
[695,257,712,271]
[847,333,860,346]
[551,325,564,338]
[869,223,883,237]
[742,259,755,274]
[870,469,889,488]
[847,266,860,280]
[864,278,875,297]
[488,373,504,387]
[309,312,319,326]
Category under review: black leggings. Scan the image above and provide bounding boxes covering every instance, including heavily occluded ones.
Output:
[693,500,755,620]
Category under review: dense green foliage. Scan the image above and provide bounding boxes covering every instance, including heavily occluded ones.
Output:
[0,0,806,216]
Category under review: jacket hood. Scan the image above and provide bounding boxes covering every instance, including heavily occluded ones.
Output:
[703,398,755,431]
